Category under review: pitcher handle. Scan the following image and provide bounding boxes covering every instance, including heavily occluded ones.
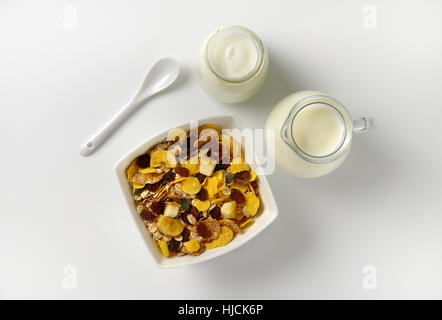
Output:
[352,117,376,134]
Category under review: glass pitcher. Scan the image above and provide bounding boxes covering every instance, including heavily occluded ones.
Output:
[265,91,375,178]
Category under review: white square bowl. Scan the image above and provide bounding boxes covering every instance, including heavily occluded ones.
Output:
[114,114,278,268]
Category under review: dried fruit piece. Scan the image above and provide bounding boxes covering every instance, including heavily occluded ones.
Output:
[215,163,230,172]
[167,239,180,253]
[205,226,233,249]
[157,239,169,257]
[157,215,184,237]
[196,188,208,201]
[234,171,251,184]
[249,180,259,194]
[180,198,191,212]
[185,239,200,253]
[180,157,200,175]
[195,199,210,212]
[196,219,220,241]
[140,208,157,222]
[136,154,151,168]
[189,206,200,218]
[164,202,180,218]
[150,150,177,168]
[230,189,245,205]
[181,177,201,195]
[150,201,165,215]
[145,183,160,192]
[221,201,237,219]
[199,157,217,176]
[133,183,145,189]
[175,165,190,177]
[162,171,176,183]
[181,227,191,242]
[195,173,206,183]
[210,206,222,220]
[244,193,260,216]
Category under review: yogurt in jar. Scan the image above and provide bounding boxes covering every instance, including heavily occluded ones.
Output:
[196,25,269,103]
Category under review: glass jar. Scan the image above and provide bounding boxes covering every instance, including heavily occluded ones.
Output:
[196,25,269,103]
[265,91,375,178]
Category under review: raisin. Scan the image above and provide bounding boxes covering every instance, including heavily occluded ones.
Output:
[136,154,151,168]
[230,189,245,205]
[196,188,208,201]
[140,208,157,222]
[150,201,164,215]
[210,206,222,220]
[190,206,200,219]
[181,213,191,225]
[215,163,230,172]
[196,173,206,183]
[145,183,159,192]
[234,171,251,184]
[196,222,210,239]
[162,171,176,183]
[250,180,259,194]
[167,239,180,253]
[181,228,191,242]
[175,166,190,177]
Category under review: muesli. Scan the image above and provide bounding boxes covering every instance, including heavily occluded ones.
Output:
[126,124,260,257]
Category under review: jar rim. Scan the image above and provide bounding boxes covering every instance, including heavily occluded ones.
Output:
[280,94,353,164]
[204,25,265,83]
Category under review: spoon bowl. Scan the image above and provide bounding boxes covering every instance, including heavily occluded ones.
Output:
[80,57,180,156]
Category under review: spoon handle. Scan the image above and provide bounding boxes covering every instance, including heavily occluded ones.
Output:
[79,100,139,156]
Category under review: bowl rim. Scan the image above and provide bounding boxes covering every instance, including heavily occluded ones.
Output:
[113,114,278,268]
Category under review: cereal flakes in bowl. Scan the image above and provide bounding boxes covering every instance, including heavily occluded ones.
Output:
[114,115,278,268]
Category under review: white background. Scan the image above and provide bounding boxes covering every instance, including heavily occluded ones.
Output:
[1,0,441,299]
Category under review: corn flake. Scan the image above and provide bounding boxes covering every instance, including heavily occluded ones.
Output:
[181,177,201,195]
[126,161,138,180]
[195,199,211,212]
[231,184,248,193]
[185,239,200,253]
[205,226,233,249]
[245,193,260,216]
[150,150,177,168]
[239,218,254,229]
[157,239,169,257]
[138,167,157,174]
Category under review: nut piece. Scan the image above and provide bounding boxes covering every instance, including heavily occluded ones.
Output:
[199,157,217,176]
[187,214,197,225]
[221,201,237,219]
[164,202,180,218]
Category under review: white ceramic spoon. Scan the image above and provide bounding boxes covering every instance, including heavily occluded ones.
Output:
[80,57,180,156]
